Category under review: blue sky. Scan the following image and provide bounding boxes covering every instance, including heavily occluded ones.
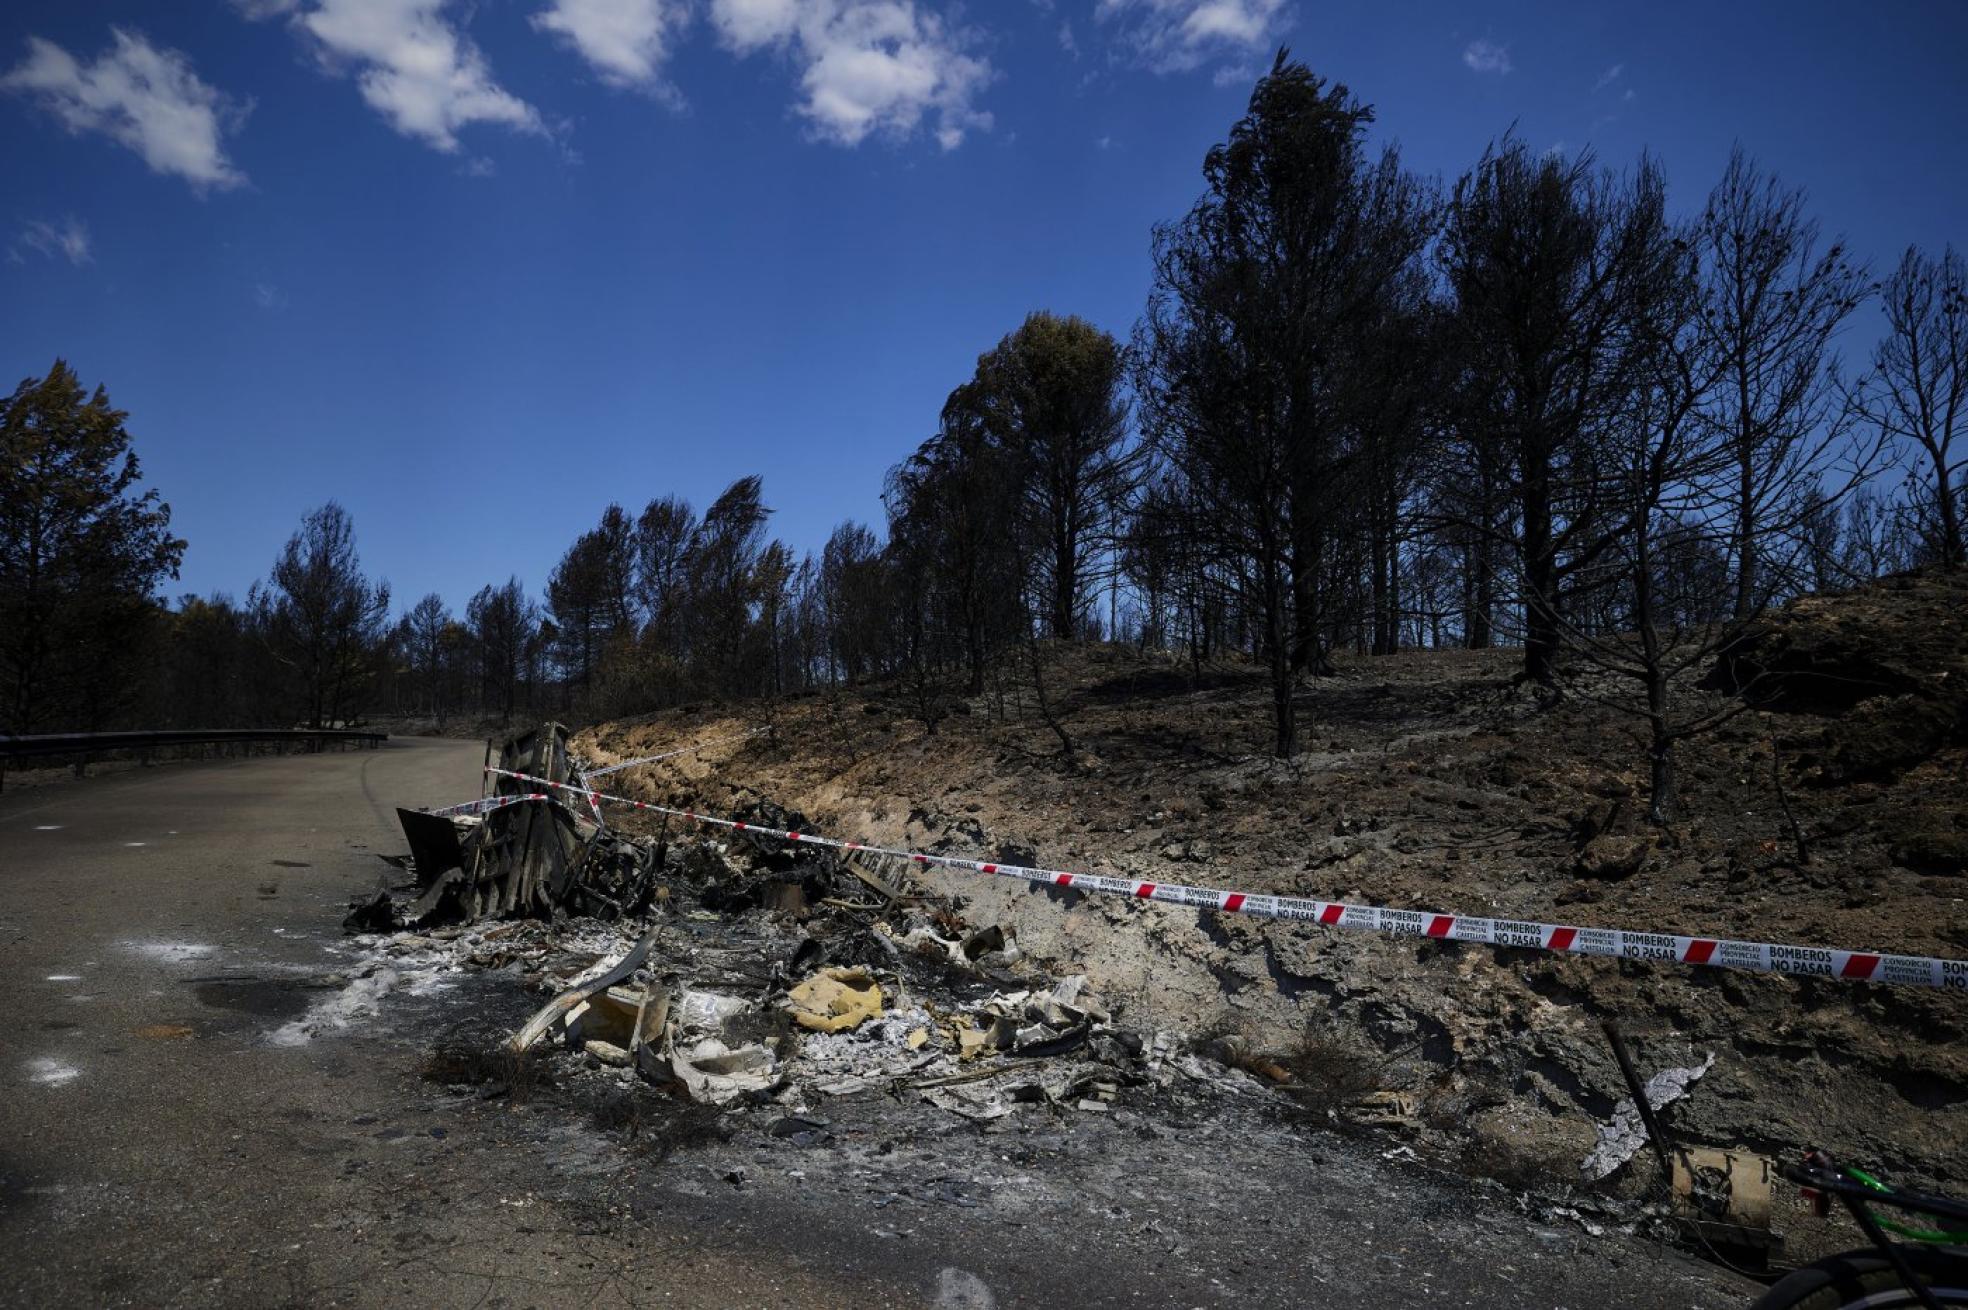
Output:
[4,0,1964,613]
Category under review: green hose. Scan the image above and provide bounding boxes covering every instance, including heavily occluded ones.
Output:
[1844,1168,1968,1245]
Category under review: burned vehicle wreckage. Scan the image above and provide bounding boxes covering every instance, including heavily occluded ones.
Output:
[356,722,661,931]
[355,723,1136,1118]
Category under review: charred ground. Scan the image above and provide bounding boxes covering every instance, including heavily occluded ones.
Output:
[574,568,1966,1236]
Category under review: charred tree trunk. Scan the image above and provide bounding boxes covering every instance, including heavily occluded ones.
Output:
[1370,498,1400,656]
[1733,452,1758,621]
[1464,532,1494,649]
[1288,533,1334,677]
[1521,457,1559,686]
[1934,451,1966,566]
[1051,516,1077,642]
[1634,520,1676,826]
[1262,551,1296,759]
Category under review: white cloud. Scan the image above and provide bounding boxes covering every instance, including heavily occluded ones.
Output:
[243,0,541,152]
[11,216,94,265]
[1462,38,1512,75]
[711,0,800,49]
[533,0,690,92]
[1095,0,1289,74]
[1593,61,1622,91]
[2,29,249,190]
[254,280,285,308]
[708,0,993,149]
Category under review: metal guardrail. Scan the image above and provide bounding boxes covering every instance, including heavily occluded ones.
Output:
[0,729,387,788]
[0,728,388,759]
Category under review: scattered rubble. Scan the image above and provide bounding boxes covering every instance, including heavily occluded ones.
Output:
[353,728,1364,1142]
[351,819,1763,1270]
[333,650,1965,1279]
[486,865,1149,1118]
[349,727,1189,1133]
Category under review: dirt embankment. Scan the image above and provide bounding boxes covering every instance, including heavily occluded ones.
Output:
[574,569,1968,1212]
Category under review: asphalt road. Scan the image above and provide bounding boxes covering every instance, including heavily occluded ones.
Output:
[0,740,1757,1308]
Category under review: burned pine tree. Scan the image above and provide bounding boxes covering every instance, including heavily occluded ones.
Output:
[1438,139,1664,687]
[1533,160,1876,826]
[253,502,392,730]
[1541,171,1727,824]
[1695,148,1870,618]
[1845,245,1968,567]
[467,578,537,725]
[0,359,184,735]
[1134,53,1435,756]
[882,383,1027,703]
[969,311,1138,643]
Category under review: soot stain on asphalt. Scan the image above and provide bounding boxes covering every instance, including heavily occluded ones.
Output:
[0,1154,43,1225]
[191,977,322,1020]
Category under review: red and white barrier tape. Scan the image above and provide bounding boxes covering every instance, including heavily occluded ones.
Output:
[430,792,552,818]
[477,766,1968,992]
[586,728,769,778]
[571,767,606,824]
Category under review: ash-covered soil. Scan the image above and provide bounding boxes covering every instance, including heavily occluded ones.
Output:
[367,890,1749,1307]
[574,568,1967,1257]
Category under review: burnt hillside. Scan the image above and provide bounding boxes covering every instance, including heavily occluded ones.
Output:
[575,567,1968,1216]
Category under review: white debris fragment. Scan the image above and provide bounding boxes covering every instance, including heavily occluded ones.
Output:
[1581,1052,1716,1180]
[27,1058,80,1086]
[666,1038,778,1104]
[676,990,750,1035]
[123,940,216,964]
[921,1082,1013,1121]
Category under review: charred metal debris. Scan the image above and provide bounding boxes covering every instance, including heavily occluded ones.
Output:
[349,722,659,933]
[347,722,1245,1121]
[342,723,1769,1261]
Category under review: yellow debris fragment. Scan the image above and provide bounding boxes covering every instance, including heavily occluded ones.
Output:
[953,1023,990,1060]
[785,967,883,1033]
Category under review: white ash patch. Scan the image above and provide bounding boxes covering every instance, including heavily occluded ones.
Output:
[26,1058,80,1086]
[793,1005,946,1093]
[269,938,459,1046]
[122,940,217,965]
